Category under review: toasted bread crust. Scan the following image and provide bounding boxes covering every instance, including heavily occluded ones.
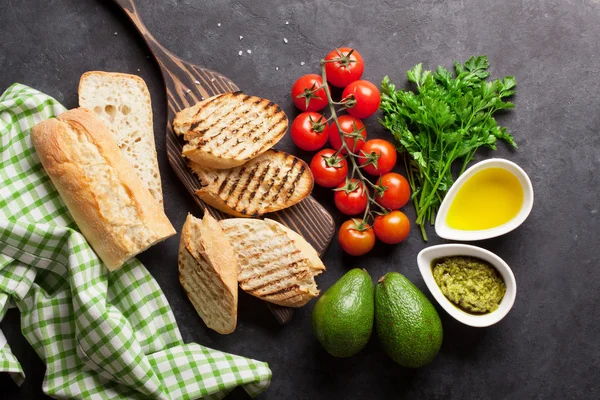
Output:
[31,108,175,271]
[174,92,288,169]
[182,146,247,169]
[178,213,238,334]
[189,150,314,217]
[78,70,148,92]
[273,219,326,275]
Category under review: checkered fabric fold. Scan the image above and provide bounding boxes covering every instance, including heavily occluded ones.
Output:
[0,84,271,399]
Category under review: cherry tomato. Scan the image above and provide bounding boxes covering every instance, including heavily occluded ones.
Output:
[290,112,329,151]
[328,115,367,154]
[375,173,411,210]
[291,74,328,112]
[334,179,368,215]
[310,149,348,188]
[359,139,397,176]
[338,219,375,256]
[342,80,381,119]
[374,211,411,244]
[324,47,365,88]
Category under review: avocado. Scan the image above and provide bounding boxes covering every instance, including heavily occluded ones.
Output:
[375,272,443,368]
[312,269,374,358]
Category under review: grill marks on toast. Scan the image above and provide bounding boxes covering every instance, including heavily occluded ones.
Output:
[178,214,238,334]
[237,246,305,292]
[174,92,287,166]
[188,150,313,217]
[179,248,234,333]
[288,165,307,199]
[195,95,255,142]
[220,219,321,307]
[188,94,231,133]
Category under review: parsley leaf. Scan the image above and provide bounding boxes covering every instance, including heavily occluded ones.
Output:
[380,55,517,240]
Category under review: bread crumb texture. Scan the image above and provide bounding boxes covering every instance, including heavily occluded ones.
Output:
[79,72,163,204]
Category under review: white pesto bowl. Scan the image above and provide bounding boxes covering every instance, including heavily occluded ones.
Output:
[434,158,534,241]
[417,244,517,327]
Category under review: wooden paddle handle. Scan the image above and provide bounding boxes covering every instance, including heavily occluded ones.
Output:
[112,0,135,13]
[112,0,174,63]
[112,0,239,101]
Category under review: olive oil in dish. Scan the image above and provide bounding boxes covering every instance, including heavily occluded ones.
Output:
[446,167,524,230]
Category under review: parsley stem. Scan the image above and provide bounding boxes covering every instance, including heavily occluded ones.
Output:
[380,56,517,240]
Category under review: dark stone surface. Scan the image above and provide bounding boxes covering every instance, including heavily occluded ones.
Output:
[1,0,599,398]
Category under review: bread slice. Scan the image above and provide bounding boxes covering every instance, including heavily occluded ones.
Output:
[173,92,288,169]
[31,108,175,271]
[78,71,163,205]
[178,213,238,334]
[219,218,325,307]
[188,149,313,217]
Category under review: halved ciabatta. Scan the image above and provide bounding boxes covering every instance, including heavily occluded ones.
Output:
[178,213,238,334]
[219,218,325,308]
[173,92,288,169]
[188,149,314,217]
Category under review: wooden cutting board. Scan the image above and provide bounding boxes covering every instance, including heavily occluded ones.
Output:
[112,0,335,324]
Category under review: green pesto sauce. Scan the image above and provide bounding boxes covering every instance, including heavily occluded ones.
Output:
[432,256,506,314]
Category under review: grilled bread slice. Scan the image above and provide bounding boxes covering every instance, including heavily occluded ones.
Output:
[178,213,238,334]
[173,92,288,169]
[220,218,325,307]
[188,150,314,217]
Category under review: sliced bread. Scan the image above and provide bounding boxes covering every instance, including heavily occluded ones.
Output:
[178,213,238,334]
[78,71,163,205]
[219,218,325,307]
[173,92,288,169]
[188,149,313,217]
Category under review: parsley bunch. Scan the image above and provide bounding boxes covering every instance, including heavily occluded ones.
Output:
[380,56,517,240]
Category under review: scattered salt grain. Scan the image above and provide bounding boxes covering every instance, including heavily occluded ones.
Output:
[185,88,191,93]
[137,68,140,72]
[276,67,279,71]
[300,62,305,66]
[194,80,200,85]
[247,49,252,54]
[283,38,288,43]
[211,78,216,82]
[285,21,289,25]
[114,32,118,36]
[238,50,243,56]
[240,36,244,40]
[217,23,221,27]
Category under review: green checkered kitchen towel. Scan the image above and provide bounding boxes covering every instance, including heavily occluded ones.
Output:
[0,83,271,399]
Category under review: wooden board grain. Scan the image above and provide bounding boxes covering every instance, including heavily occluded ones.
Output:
[112,0,335,324]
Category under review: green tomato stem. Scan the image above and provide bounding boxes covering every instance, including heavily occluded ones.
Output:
[319,59,388,224]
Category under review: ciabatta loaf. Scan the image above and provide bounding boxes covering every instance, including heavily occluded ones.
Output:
[178,213,238,334]
[219,218,325,307]
[188,150,313,217]
[78,71,163,205]
[173,92,288,169]
[31,108,176,271]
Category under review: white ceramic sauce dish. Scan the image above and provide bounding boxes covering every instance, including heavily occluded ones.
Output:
[417,244,517,327]
[434,158,534,241]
